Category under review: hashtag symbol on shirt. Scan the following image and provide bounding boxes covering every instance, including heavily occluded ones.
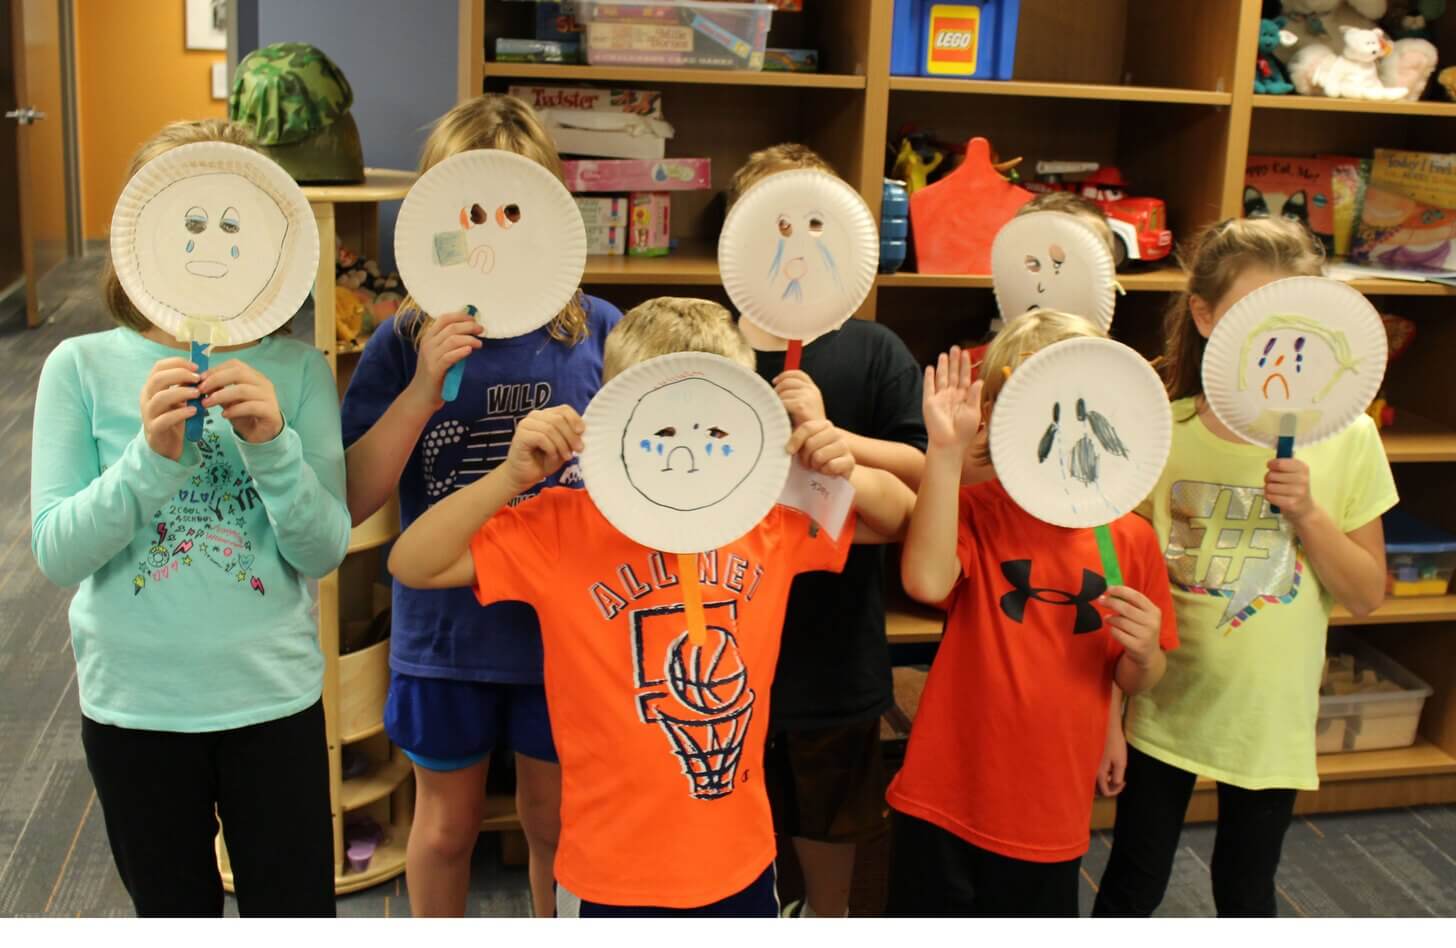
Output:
[1187,488,1280,584]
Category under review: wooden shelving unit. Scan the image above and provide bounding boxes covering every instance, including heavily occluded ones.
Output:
[459,0,1456,840]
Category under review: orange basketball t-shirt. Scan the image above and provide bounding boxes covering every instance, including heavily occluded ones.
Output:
[887,480,1178,863]
[471,487,854,907]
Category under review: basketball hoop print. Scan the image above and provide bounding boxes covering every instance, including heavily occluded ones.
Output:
[632,600,755,800]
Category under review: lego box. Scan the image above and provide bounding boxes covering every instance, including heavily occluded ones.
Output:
[563,158,710,193]
[628,192,671,257]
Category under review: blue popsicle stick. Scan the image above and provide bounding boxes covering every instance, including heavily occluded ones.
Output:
[186,340,208,441]
[440,304,479,403]
[1270,412,1296,515]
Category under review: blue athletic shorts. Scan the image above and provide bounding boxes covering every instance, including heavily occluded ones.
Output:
[383,672,558,770]
[555,865,778,917]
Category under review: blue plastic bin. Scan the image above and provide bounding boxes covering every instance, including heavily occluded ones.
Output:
[891,0,1020,80]
[880,179,909,274]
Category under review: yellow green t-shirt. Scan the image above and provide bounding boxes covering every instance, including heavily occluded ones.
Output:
[1126,398,1397,790]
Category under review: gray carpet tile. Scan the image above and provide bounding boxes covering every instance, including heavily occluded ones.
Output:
[2,259,1454,917]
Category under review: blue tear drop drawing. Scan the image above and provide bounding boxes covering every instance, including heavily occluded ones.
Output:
[185,239,195,253]
[639,439,651,452]
[722,444,734,457]
[656,442,664,455]
[230,245,239,259]
[705,443,713,456]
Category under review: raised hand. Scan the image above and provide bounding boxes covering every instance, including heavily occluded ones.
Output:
[505,405,584,491]
[922,346,983,451]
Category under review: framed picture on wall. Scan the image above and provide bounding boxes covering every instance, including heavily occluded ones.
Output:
[186,0,227,51]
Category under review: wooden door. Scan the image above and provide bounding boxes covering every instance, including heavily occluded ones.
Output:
[8,0,69,328]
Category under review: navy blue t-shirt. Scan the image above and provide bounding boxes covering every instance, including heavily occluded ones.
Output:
[340,295,622,682]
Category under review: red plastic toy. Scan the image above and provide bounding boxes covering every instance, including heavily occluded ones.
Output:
[1027,162,1173,268]
[910,136,1033,274]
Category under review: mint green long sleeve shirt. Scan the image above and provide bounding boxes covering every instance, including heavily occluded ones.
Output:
[30,328,351,732]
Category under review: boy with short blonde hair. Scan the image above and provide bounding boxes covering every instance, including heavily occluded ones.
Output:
[730,144,928,918]
[390,297,915,917]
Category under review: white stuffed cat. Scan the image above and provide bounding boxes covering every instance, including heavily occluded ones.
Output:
[1281,0,1438,100]
[1293,25,1412,98]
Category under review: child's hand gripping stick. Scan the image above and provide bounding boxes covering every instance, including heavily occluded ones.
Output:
[1270,412,1296,516]
[440,304,480,403]
[784,338,804,373]
[677,552,708,646]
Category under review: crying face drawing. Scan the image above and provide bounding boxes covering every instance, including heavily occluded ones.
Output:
[1038,398,1129,487]
[767,210,843,305]
[621,377,766,513]
[135,173,288,321]
[1235,315,1359,436]
[991,213,1115,329]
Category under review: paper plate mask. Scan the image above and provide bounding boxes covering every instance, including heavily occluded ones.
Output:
[108,141,319,345]
[991,211,1117,332]
[1203,277,1387,448]
[394,149,586,338]
[718,169,878,342]
[581,352,792,554]
[991,337,1171,530]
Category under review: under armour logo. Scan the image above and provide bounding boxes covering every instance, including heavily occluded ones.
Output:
[998,559,1106,635]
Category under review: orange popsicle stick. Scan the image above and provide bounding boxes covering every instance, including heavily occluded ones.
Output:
[677,551,708,646]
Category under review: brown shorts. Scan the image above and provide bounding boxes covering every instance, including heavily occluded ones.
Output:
[765,718,890,844]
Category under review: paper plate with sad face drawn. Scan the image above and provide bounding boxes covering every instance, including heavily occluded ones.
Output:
[718,169,878,341]
[1202,276,1387,448]
[108,141,319,344]
[394,149,586,338]
[991,211,1117,332]
[581,352,792,553]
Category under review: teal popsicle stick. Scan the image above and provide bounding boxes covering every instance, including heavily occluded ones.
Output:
[186,340,207,441]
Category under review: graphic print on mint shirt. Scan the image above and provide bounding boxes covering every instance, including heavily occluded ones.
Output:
[132,420,265,597]
[1164,479,1302,629]
[420,381,574,502]
[590,549,768,801]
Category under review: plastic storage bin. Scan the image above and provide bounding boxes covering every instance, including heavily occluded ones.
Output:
[891,0,1020,80]
[578,1,773,71]
[1384,508,1456,597]
[1317,634,1433,754]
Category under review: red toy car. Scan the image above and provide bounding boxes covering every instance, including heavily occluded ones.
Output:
[1027,162,1173,268]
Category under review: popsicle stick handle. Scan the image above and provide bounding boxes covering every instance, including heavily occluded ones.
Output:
[677,551,708,646]
[1094,523,1123,589]
[186,341,208,442]
[442,361,465,402]
[1271,413,1296,515]
[784,338,804,373]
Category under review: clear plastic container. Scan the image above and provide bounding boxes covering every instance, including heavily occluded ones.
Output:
[1384,508,1456,598]
[577,1,774,71]
[1318,634,1432,754]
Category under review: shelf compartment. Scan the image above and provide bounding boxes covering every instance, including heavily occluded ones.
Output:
[335,825,409,895]
[483,61,866,90]
[341,754,412,812]
[1252,95,1456,118]
[889,77,1231,106]
[339,638,391,744]
[877,265,1187,292]
[1382,412,1456,463]
[481,793,522,832]
[583,239,720,285]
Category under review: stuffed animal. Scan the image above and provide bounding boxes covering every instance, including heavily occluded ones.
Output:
[1280,0,1439,100]
[1382,0,1446,39]
[1438,64,1456,97]
[1291,25,1413,98]
[1256,17,1300,92]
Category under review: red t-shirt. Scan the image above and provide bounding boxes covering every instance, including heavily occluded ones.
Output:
[887,480,1178,863]
[471,487,854,907]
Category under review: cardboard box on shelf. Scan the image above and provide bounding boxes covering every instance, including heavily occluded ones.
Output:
[628,192,671,257]
[507,84,663,118]
[563,158,710,193]
[508,84,672,160]
[576,195,629,255]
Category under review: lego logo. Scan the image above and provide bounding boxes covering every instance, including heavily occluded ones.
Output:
[934,29,974,49]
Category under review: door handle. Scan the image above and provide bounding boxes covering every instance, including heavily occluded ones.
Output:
[5,107,46,125]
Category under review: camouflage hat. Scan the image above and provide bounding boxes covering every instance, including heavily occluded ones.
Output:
[230,42,353,147]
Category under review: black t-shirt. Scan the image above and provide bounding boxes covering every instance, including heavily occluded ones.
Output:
[753,319,927,730]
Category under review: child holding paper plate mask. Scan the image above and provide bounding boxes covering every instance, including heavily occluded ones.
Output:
[30,119,347,916]
[1095,218,1397,918]
[888,311,1178,917]
[340,95,622,918]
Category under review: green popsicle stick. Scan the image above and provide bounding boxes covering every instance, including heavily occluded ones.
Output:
[1094,523,1123,589]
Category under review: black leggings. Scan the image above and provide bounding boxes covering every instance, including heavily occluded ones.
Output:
[1094,744,1297,917]
[886,810,1081,917]
[81,700,335,917]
